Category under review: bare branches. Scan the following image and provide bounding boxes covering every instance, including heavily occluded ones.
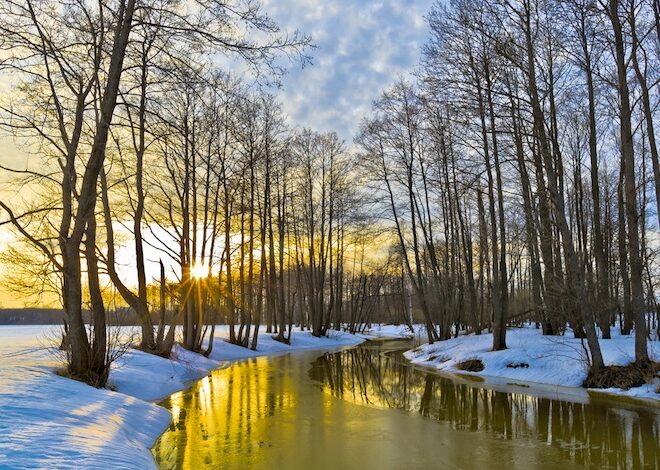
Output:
[0,200,62,271]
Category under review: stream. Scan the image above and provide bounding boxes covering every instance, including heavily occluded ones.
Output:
[152,340,659,469]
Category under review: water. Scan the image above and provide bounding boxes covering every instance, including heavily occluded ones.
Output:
[153,340,659,469]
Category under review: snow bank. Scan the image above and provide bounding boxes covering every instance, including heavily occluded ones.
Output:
[0,325,379,469]
[0,326,170,469]
[108,326,372,404]
[202,326,366,363]
[109,345,222,401]
[404,326,660,401]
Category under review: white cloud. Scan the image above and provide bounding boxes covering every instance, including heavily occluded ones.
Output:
[260,0,433,141]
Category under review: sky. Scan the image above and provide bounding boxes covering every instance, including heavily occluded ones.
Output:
[260,0,433,142]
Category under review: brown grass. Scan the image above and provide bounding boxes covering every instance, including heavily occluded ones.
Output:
[456,359,485,372]
[427,354,450,363]
[584,361,659,390]
[55,366,110,389]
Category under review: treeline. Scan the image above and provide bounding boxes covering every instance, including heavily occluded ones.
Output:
[0,308,153,326]
[0,309,66,325]
[357,0,658,373]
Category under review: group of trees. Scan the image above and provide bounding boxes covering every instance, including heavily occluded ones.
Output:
[0,0,313,385]
[357,0,658,373]
[130,90,409,353]
[0,0,409,387]
[0,0,657,387]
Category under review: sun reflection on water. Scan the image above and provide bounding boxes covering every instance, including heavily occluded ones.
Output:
[152,343,659,470]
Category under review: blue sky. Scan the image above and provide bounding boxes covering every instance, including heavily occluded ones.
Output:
[261,0,433,142]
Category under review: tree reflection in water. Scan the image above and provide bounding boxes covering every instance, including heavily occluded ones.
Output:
[309,342,659,469]
[154,355,298,469]
[152,342,658,469]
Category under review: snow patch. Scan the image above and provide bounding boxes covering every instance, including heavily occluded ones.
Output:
[404,326,660,401]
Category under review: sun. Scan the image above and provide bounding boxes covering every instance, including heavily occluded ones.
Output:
[191,263,208,279]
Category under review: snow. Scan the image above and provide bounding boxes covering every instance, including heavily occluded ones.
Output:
[0,325,386,469]
[0,326,170,469]
[109,345,220,402]
[109,326,373,404]
[201,326,366,363]
[405,325,660,401]
[356,323,417,340]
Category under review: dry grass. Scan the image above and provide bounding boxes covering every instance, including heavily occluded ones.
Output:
[584,361,659,390]
[427,354,450,363]
[456,359,485,372]
[55,365,110,389]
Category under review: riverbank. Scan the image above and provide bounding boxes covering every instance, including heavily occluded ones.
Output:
[0,325,400,469]
[405,325,660,401]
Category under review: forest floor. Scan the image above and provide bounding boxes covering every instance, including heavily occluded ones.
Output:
[0,324,408,469]
[405,325,660,402]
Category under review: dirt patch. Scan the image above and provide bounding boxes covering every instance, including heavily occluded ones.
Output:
[506,362,529,369]
[506,382,530,388]
[55,367,109,389]
[427,354,450,363]
[456,359,484,372]
[271,335,290,345]
[583,361,659,390]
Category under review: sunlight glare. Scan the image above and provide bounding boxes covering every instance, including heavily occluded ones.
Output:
[191,263,208,279]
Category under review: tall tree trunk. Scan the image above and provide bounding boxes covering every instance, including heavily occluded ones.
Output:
[62,0,136,383]
[629,4,660,227]
[607,0,648,363]
[522,0,603,370]
[580,21,611,339]
[84,211,108,386]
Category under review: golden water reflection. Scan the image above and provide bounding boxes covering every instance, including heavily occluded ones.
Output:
[153,341,659,469]
[311,344,660,469]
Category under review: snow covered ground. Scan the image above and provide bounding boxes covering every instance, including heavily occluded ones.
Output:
[0,326,170,470]
[405,326,660,401]
[0,325,383,469]
[356,323,417,340]
[111,326,368,401]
